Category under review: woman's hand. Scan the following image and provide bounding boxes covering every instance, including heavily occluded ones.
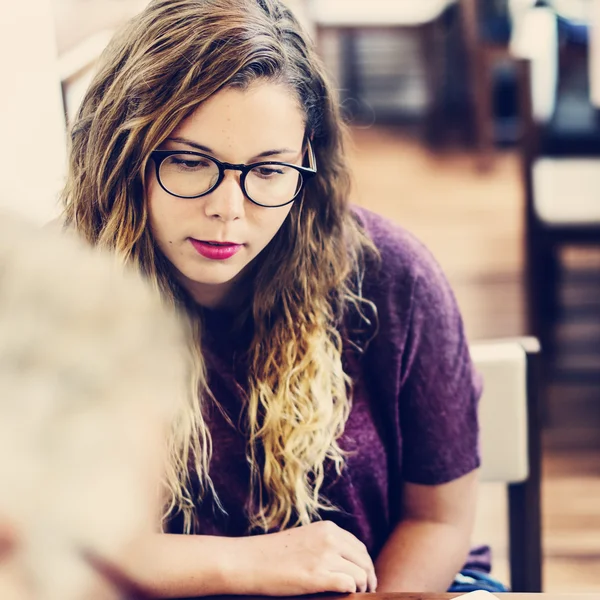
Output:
[233,520,377,596]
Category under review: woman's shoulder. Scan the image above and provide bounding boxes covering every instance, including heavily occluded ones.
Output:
[349,205,467,358]
[351,205,447,296]
[348,208,477,411]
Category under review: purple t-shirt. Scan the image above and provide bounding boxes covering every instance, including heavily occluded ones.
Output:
[170,207,481,558]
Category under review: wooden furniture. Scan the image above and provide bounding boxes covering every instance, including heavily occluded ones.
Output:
[458,0,515,169]
[471,337,542,592]
[310,0,455,142]
[517,58,600,372]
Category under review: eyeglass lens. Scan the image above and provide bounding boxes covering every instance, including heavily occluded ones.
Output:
[158,154,303,205]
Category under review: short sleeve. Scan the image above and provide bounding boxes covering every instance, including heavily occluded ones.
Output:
[398,246,482,486]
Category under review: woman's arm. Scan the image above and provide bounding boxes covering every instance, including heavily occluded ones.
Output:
[120,520,377,598]
[375,470,478,592]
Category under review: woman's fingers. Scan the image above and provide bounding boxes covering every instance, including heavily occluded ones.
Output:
[320,572,357,594]
[329,555,369,593]
[335,527,377,591]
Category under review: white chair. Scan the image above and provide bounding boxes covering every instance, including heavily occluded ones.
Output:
[309,0,455,28]
[532,158,600,226]
[471,337,543,592]
[589,0,600,107]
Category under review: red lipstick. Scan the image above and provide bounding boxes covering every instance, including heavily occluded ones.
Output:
[189,239,243,260]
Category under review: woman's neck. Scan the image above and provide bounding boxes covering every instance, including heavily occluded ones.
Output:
[176,270,251,312]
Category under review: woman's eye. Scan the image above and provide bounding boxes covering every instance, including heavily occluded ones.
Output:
[171,157,211,169]
[256,167,285,177]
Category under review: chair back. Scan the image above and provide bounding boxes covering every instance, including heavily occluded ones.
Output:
[471,340,530,483]
[471,338,543,592]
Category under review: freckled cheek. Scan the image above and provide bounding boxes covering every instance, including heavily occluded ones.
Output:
[250,200,292,231]
[146,189,186,246]
[268,207,293,239]
[146,169,179,218]
[145,177,162,230]
[248,212,291,256]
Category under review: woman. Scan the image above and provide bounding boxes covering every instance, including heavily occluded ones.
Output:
[63,0,485,596]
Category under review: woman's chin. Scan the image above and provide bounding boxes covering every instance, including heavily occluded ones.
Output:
[176,269,247,308]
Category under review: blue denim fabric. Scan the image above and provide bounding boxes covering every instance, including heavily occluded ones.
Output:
[448,569,509,593]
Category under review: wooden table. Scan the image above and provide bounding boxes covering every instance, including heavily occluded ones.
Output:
[203,594,597,600]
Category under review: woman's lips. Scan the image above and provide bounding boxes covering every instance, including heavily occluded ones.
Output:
[189,239,243,260]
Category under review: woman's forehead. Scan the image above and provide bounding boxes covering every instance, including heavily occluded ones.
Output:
[169,82,306,161]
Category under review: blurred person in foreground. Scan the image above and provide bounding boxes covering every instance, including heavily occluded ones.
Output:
[0,212,188,600]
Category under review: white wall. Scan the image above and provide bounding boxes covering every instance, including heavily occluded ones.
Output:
[0,0,67,225]
[590,0,600,108]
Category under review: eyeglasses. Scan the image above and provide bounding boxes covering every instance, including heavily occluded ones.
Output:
[150,140,317,208]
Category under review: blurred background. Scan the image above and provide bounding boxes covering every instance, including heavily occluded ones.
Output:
[2,0,600,592]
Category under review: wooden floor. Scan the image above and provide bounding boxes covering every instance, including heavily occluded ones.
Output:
[347,127,600,592]
[347,127,526,341]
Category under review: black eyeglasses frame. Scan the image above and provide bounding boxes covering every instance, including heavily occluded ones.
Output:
[149,139,317,208]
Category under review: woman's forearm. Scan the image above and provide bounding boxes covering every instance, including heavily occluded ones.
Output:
[374,519,472,592]
[126,522,470,597]
[120,522,378,598]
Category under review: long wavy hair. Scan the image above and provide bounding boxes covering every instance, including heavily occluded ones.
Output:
[63,0,378,534]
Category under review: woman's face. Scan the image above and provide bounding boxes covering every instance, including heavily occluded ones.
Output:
[146,81,307,308]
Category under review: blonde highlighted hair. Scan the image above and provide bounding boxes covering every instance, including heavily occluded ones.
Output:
[63,0,378,534]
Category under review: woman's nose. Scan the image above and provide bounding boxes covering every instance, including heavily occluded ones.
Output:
[202,170,246,221]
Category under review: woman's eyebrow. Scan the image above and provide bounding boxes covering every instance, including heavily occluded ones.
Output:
[166,136,298,160]
[167,136,213,153]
